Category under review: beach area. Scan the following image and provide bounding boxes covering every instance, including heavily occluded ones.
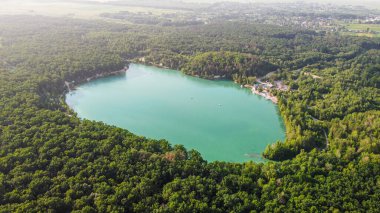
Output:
[243,80,289,104]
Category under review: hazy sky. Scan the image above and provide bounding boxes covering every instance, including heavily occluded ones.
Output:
[4,0,380,6]
[189,0,380,6]
[85,0,380,8]
[2,0,379,13]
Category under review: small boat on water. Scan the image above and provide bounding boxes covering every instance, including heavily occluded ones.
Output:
[244,153,262,158]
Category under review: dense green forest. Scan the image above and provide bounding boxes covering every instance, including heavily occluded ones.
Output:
[0,15,379,212]
[181,51,277,83]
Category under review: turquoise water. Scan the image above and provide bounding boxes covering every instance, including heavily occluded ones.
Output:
[66,64,285,162]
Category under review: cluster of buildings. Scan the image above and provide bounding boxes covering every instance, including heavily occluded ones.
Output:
[244,80,289,104]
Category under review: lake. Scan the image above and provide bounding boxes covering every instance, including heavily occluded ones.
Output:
[66,63,285,162]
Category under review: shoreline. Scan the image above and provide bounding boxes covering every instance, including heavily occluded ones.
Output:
[137,61,281,104]
[64,65,129,92]
[243,84,279,104]
[62,65,129,116]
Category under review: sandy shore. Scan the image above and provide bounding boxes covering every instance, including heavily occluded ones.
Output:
[243,84,278,104]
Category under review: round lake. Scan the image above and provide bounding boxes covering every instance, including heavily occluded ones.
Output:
[66,63,285,162]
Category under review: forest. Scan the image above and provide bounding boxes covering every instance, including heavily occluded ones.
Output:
[181,51,277,83]
[0,15,379,212]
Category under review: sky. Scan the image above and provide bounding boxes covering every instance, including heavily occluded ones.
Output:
[1,0,379,15]
[186,0,380,7]
[74,0,380,8]
[3,0,379,6]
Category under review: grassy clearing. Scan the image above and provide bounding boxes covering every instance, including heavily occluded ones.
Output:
[341,31,380,38]
[336,21,380,38]
[345,23,380,32]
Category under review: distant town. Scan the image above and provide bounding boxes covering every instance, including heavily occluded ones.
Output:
[100,2,380,37]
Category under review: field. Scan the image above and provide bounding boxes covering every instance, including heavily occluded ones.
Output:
[0,0,183,21]
[345,23,380,32]
[341,32,380,38]
[336,21,380,37]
